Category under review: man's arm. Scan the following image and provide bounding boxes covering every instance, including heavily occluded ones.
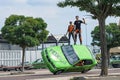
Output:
[82,18,86,24]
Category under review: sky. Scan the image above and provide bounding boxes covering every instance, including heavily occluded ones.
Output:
[0,0,119,46]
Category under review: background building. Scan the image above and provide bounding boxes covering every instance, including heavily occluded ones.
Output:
[0,34,69,67]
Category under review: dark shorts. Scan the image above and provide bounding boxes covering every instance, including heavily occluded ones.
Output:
[75,29,81,33]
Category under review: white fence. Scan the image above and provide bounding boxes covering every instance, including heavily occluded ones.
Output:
[0,50,42,66]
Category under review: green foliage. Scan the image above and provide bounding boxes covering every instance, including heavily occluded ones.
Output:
[57,0,120,18]
[1,14,49,48]
[1,14,49,72]
[91,23,120,49]
[91,26,100,46]
[70,77,82,80]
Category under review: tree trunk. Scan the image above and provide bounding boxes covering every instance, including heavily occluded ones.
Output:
[107,48,110,67]
[98,18,108,76]
[21,46,26,72]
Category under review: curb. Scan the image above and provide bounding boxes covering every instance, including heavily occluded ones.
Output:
[71,76,120,80]
[10,72,35,75]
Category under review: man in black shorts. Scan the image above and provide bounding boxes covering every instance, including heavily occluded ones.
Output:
[74,16,85,45]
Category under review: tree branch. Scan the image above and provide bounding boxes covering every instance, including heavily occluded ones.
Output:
[103,4,113,18]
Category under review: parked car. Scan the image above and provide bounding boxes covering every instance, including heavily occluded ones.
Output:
[18,61,32,70]
[110,54,120,68]
[42,45,97,75]
[31,58,47,69]
[110,47,120,68]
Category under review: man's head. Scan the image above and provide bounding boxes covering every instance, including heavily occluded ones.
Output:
[75,16,79,20]
[69,21,72,24]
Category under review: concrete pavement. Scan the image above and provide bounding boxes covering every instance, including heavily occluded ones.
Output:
[0,69,51,77]
[0,69,119,80]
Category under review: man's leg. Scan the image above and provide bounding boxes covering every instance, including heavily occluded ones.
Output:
[79,32,82,44]
[68,33,71,45]
[71,32,75,43]
[74,33,77,45]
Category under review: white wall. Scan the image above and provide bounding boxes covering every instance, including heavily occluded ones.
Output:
[0,50,42,66]
[25,50,42,63]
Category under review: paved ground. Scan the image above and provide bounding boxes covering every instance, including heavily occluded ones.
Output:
[0,68,119,80]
